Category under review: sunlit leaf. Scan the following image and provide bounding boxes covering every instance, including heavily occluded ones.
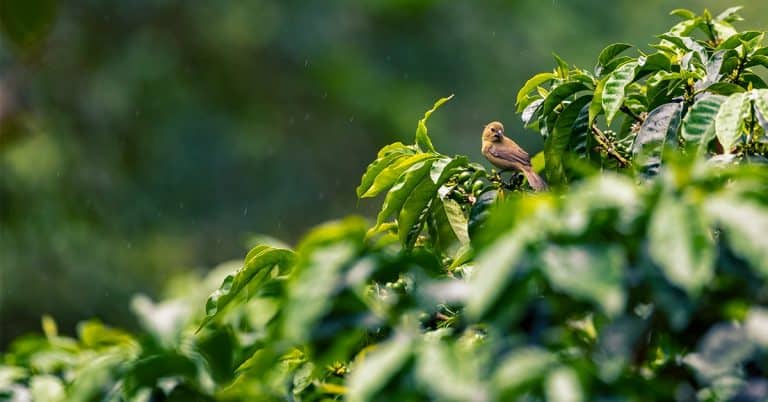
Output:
[714,92,750,153]
[415,95,454,152]
[682,94,725,155]
[602,61,638,125]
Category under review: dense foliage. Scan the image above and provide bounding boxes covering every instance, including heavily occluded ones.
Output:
[3,7,768,402]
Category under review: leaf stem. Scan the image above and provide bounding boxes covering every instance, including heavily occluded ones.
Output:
[591,125,631,167]
[620,105,644,124]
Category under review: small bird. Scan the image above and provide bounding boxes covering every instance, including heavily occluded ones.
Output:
[481,121,548,191]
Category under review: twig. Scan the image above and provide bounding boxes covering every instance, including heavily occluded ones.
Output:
[620,105,644,124]
[591,125,631,167]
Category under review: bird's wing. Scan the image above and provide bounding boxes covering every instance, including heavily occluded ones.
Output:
[488,141,531,168]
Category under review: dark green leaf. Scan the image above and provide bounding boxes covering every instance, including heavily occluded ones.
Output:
[0,0,56,50]
[704,82,746,95]
[632,102,683,178]
[544,96,592,185]
[541,82,588,118]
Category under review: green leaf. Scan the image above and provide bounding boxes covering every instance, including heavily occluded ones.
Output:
[361,153,438,198]
[516,73,557,108]
[704,82,745,95]
[397,157,465,247]
[715,6,743,23]
[376,159,434,226]
[570,101,592,158]
[649,194,714,296]
[753,89,768,131]
[670,9,696,20]
[441,198,469,246]
[521,98,544,127]
[597,43,632,74]
[682,94,725,156]
[544,96,592,185]
[704,194,768,278]
[493,347,556,394]
[541,244,626,317]
[283,218,367,343]
[415,95,454,152]
[0,0,56,51]
[545,367,584,402]
[632,102,683,178]
[588,77,606,125]
[602,61,638,125]
[123,353,199,396]
[466,225,532,319]
[347,334,414,402]
[357,143,416,197]
[200,246,295,329]
[714,92,750,153]
[540,82,588,118]
[29,375,65,402]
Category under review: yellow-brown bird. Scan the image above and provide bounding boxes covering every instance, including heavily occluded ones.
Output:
[481,121,548,191]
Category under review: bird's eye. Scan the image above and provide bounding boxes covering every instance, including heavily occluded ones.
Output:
[490,128,496,132]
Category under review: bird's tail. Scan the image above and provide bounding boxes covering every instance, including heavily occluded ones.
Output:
[522,167,548,191]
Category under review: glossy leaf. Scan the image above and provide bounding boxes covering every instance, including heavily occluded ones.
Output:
[200,247,295,329]
[544,96,592,185]
[682,94,725,155]
[541,82,588,118]
[376,159,434,226]
[516,72,557,108]
[597,43,632,75]
[360,153,438,198]
[632,102,683,178]
[602,61,638,125]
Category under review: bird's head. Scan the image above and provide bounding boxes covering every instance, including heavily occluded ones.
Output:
[483,121,504,142]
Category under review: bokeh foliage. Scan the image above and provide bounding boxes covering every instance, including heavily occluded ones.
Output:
[3,0,768,346]
[3,8,768,400]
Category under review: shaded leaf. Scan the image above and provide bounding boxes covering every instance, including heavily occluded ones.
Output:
[541,82,588,118]
[544,96,592,185]
[632,102,683,178]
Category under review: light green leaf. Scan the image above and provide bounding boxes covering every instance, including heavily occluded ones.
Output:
[493,347,556,393]
[441,198,469,246]
[546,367,584,402]
[376,159,434,226]
[588,77,606,125]
[597,43,632,74]
[347,334,414,402]
[714,92,750,153]
[466,226,531,319]
[356,144,416,197]
[752,89,768,131]
[200,246,295,329]
[704,194,768,278]
[541,244,626,317]
[397,157,465,247]
[649,194,714,296]
[361,153,438,198]
[516,72,557,108]
[602,61,638,125]
[415,95,454,152]
[682,94,725,155]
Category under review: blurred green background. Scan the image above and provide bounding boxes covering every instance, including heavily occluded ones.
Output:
[1,0,766,346]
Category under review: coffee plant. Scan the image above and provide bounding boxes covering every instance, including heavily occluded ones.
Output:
[2,7,768,402]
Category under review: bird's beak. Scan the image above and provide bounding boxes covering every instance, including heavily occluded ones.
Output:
[495,130,503,139]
